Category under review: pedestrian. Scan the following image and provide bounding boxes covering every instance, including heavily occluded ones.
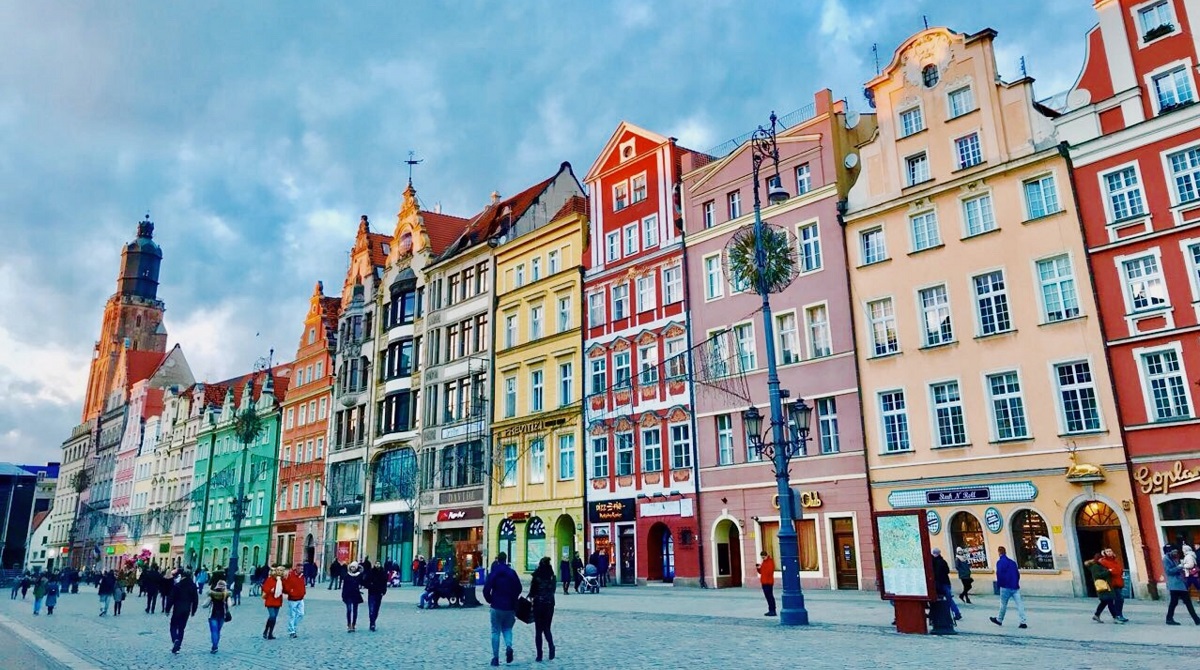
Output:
[529,556,557,662]
[559,556,571,595]
[341,561,364,632]
[261,565,284,640]
[160,569,175,615]
[113,578,126,616]
[1163,546,1200,625]
[954,547,973,603]
[989,546,1027,629]
[32,575,46,616]
[304,560,317,587]
[364,562,387,631]
[9,572,20,599]
[931,548,962,621]
[598,551,610,588]
[232,570,245,606]
[20,572,31,599]
[328,558,342,590]
[756,551,776,617]
[144,565,161,614]
[1086,553,1120,623]
[1097,548,1128,623]
[571,554,583,593]
[1181,544,1200,592]
[169,570,199,655]
[483,552,522,667]
[196,566,208,594]
[98,569,116,616]
[204,580,230,654]
[283,564,306,638]
[45,574,59,615]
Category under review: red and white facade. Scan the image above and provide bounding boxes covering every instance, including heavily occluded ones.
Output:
[582,124,702,586]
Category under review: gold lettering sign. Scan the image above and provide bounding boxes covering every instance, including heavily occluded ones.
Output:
[1134,461,1200,495]
[771,491,823,510]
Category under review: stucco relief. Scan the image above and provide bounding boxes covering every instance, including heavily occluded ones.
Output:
[900,32,953,88]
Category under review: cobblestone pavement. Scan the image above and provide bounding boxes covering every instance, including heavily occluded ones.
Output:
[0,585,1193,670]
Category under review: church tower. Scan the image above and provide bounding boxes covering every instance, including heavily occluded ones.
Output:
[81,215,168,420]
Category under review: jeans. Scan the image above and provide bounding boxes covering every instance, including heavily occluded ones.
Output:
[33,596,43,614]
[489,608,516,658]
[762,584,776,614]
[146,591,158,613]
[1167,590,1200,622]
[287,600,305,635]
[367,592,382,626]
[170,613,190,650]
[208,617,223,649]
[533,604,555,657]
[10,584,18,599]
[345,601,359,627]
[997,587,1026,624]
[1094,597,1118,618]
[99,594,111,615]
[1110,590,1125,618]
[937,583,961,617]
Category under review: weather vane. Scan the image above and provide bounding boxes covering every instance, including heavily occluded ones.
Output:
[405,150,423,186]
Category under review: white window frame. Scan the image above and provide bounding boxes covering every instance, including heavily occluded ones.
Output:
[641,427,662,473]
[899,105,924,137]
[1179,237,1200,303]
[1114,248,1170,314]
[953,132,983,170]
[558,434,576,480]
[961,191,996,237]
[909,209,941,252]
[985,369,1030,441]
[1098,161,1148,223]
[776,310,801,365]
[860,227,887,265]
[587,291,605,327]
[631,172,648,204]
[878,388,911,453]
[559,361,573,406]
[867,297,899,357]
[972,269,1013,336]
[929,379,968,447]
[703,253,724,300]
[905,152,930,186]
[642,214,659,249]
[815,397,840,454]
[623,223,639,256]
[918,283,954,347]
[947,85,975,118]
[636,274,656,313]
[716,414,735,465]
[638,343,659,385]
[1134,0,1178,45]
[530,304,544,340]
[727,191,742,219]
[531,368,545,412]
[1162,141,1200,206]
[613,181,628,211]
[795,163,812,195]
[662,265,683,304]
[1133,342,1194,422]
[1035,253,1082,323]
[591,436,609,479]
[548,249,561,274]
[1022,173,1061,220]
[732,321,756,372]
[558,296,571,332]
[669,422,692,469]
[805,301,832,358]
[612,283,630,320]
[605,231,621,262]
[1144,58,1196,114]
[702,200,715,228]
[1052,358,1104,435]
[796,220,822,273]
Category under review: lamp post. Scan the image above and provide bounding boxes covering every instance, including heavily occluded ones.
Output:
[740,111,811,626]
[226,405,263,581]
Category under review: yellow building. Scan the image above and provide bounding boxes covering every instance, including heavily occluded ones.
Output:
[488,191,588,576]
[844,28,1144,596]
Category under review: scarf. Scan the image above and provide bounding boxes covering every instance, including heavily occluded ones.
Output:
[272,575,283,599]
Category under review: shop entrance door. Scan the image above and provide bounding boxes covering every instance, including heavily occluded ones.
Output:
[1075,501,1126,597]
[619,525,636,585]
[832,518,858,590]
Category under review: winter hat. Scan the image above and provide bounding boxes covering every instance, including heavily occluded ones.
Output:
[346,562,362,576]
[214,580,227,590]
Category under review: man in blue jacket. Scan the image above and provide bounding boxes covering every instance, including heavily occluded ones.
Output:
[483,552,522,666]
[989,546,1027,629]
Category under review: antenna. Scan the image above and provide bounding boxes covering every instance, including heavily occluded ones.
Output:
[923,15,929,30]
[404,150,423,186]
[872,43,880,75]
[1019,56,1028,78]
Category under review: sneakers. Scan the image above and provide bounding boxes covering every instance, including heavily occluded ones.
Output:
[764,611,777,617]
[1018,623,1028,629]
[1167,619,1182,626]
[506,647,514,664]
[1092,615,1103,623]
[490,659,499,667]
[989,617,1002,626]
[289,632,297,638]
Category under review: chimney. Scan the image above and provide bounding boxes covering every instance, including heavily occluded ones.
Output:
[491,191,501,204]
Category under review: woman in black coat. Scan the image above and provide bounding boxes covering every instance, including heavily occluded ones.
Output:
[529,557,557,662]
[341,562,364,632]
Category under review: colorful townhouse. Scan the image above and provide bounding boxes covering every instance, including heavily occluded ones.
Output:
[681,90,878,591]
[487,165,587,575]
[1053,0,1200,589]
[845,27,1144,596]
[272,282,340,568]
[581,124,703,586]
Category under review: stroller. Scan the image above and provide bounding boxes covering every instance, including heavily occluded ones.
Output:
[578,565,600,594]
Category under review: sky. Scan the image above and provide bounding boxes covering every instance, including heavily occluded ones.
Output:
[0,0,1098,465]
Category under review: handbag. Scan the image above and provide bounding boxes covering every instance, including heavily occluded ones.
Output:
[515,596,533,624]
[1093,578,1111,593]
[224,608,233,623]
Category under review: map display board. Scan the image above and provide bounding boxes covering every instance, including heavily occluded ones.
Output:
[875,510,933,601]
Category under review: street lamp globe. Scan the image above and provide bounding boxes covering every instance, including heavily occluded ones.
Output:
[767,180,790,204]
[742,405,764,446]
[788,397,812,437]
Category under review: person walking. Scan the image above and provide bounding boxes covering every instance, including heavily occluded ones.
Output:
[44,574,59,615]
[9,572,20,599]
[529,556,557,662]
[304,560,317,587]
[143,566,161,614]
[989,546,1027,629]
[483,552,522,667]
[341,561,364,632]
[231,570,245,606]
[931,548,962,621]
[160,569,176,615]
[1086,553,1120,623]
[757,551,777,617]
[598,551,610,588]
[169,571,199,655]
[31,575,46,616]
[1164,546,1200,625]
[196,567,208,594]
[113,578,127,616]
[570,554,584,593]
[20,572,31,599]
[283,564,307,638]
[261,565,284,640]
[364,562,387,631]
[98,570,116,616]
[954,548,973,604]
[559,556,571,596]
[1181,544,1200,593]
[1097,548,1128,623]
[204,580,230,654]
[328,558,342,590]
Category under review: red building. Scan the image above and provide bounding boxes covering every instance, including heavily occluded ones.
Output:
[272,281,341,569]
[582,123,704,586]
[1056,0,1200,589]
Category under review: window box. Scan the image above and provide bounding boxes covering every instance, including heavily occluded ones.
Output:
[1144,23,1174,41]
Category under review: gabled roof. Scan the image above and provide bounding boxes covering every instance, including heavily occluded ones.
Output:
[125,350,168,393]
[437,175,558,261]
[144,387,165,420]
[422,211,472,256]
[585,121,673,183]
[551,194,589,221]
[366,232,391,268]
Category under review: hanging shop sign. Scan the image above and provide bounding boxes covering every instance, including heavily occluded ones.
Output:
[589,498,636,523]
[926,510,942,535]
[1133,461,1200,495]
[888,481,1037,508]
[984,507,1003,533]
[437,507,484,523]
[440,488,484,505]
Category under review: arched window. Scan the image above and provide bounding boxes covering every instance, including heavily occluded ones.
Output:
[1011,509,1054,569]
[922,64,940,88]
[526,516,547,572]
[950,511,988,569]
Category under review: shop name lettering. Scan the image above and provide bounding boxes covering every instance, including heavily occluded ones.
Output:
[771,491,823,509]
[1134,461,1200,494]
[594,502,628,520]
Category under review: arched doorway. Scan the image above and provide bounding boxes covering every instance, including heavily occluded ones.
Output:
[553,514,576,570]
[1075,501,1126,597]
[305,534,316,565]
[949,511,988,569]
[713,519,742,588]
[647,523,675,583]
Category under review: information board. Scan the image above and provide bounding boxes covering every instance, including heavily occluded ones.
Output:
[875,510,934,601]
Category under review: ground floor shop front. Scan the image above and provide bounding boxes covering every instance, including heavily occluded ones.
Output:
[182,525,271,572]
[1131,454,1200,593]
[587,494,702,587]
[418,504,485,585]
[270,518,324,569]
[323,515,362,567]
[487,501,583,577]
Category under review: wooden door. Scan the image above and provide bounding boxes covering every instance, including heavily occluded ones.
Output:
[832,518,858,590]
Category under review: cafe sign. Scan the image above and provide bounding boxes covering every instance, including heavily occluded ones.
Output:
[589,498,636,523]
[1134,461,1200,495]
[436,507,484,523]
[771,491,824,510]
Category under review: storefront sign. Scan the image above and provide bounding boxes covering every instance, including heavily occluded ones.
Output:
[926,510,941,535]
[498,417,567,438]
[437,507,483,523]
[589,498,636,523]
[927,487,990,504]
[331,502,362,517]
[508,511,531,521]
[984,507,1003,533]
[888,481,1037,508]
[771,491,823,510]
[1133,461,1200,495]
[641,499,695,518]
[440,421,483,441]
[1035,536,1052,553]
[439,488,483,505]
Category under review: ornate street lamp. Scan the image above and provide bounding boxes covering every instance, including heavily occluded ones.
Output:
[227,350,272,581]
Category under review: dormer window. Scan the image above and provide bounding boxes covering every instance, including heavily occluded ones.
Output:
[1138,1,1175,42]
[922,64,939,88]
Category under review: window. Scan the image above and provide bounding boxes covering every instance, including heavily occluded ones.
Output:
[1139,0,1174,38]
[559,362,573,406]
[588,292,605,327]
[806,304,832,358]
[548,249,560,274]
[951,512,988,569]
[729,258,750,293]
[515,264,525,288]
[670,423,692,469]
[797,222,821,272]
[1056,361,1101,433]
[955,133,982,169]
[624,224,639,256]
[1121,254,1168,312]
[557,296,571,332]
[1012,509,1054,569]
[1141,349,1191,420]
[760,519,819,572]
[795,163,811,195]
[962,193,995,236]
[1153,66,1194,112]
[702,201,715,228]
[613,182,628,211]
[605,231,621,262]
[776,312,800,364]
[637,275,656,312]
[529,438,546,484]
[665,336,687,379]
[558,434,575,480]
[867,298,898,356]
[1023,175,1059,220]
[900,106,924,137]
[1169,147,1200,203]
[612,283,630,320]
[1037,255,1081,322]
[709,329,730,378]
[922,64,939,87]
[504,376,517,418]
[948,86,974,117]
[716,414,735,465]
[704,255,724,299]
[663,265,683,304]
[727,191,742,219]
[531,257,542,282]
[642,215,659,249]
[906,153,930,186]
[632,174,647,203]
[530,305,544,340]
[591,436,609,479]
[879,390,911,452]
[642,428,662,472]
[1103,167,1146,221]
[531,369,544,412]
[919,285,953,346]
[639,344,658,385]
[931,381,967,447]
[733,323,756,371]
[616,432,634,476]
[816,397,839,454]
[910,211,941,251]
[973,270,1012,335]
[589,358,607,396]
[988,371,1029,440]
[504,314,517,348]
[613,351,631,388]
[501,443,517,487]
[860,227,886,265]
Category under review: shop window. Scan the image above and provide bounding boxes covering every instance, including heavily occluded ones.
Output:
[950,511,988,569]
[526,516,547,572]
[1160,498,1200,521]
[758,519,819,571]
[1011,509,1054,570]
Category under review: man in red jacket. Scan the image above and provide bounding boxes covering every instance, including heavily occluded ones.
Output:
[283,565,307,638]
[757,551,777,617]
[1097,549,1128,623]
